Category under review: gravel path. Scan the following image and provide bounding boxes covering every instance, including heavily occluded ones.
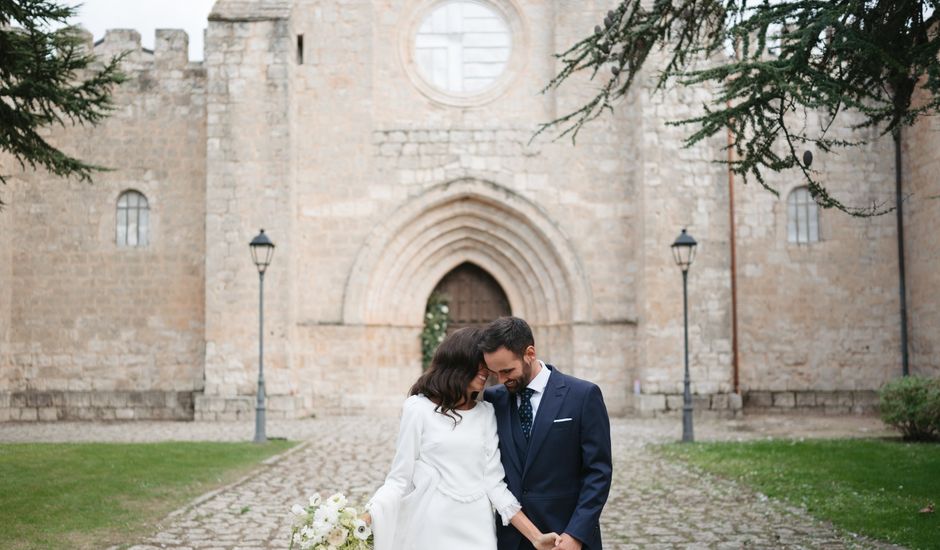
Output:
[0,414,899,549]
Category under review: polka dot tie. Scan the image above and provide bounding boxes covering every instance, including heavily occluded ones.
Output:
[519,387,536,440]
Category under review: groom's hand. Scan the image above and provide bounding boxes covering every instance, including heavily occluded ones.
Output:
[552,533,582,550]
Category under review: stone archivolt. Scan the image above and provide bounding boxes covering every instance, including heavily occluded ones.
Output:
[342,179,592,328]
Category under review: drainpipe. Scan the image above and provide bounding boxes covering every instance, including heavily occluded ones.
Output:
[728,113,740,395]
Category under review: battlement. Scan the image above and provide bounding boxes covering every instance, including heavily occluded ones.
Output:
[76,27,202,72]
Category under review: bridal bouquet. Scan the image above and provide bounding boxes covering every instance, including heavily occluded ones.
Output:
[289,492,373,550]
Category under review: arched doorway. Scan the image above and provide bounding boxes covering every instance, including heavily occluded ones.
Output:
[432,262,511,333]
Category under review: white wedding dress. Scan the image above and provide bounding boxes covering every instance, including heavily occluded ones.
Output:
[367,394,521,550]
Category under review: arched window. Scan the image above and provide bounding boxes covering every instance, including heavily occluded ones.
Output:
[116,190,150,247]
[787,186,819,244]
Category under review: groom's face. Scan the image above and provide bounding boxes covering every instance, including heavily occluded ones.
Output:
[483,345,537,395]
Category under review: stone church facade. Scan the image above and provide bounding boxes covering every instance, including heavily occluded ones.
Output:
[1,0,938,422]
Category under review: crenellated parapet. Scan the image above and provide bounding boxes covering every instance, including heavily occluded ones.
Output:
[74,27,206,86]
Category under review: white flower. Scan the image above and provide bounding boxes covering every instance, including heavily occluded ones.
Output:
[327,527,348,547]
[440,305,449,314]
[308,493,322,507]
[292,504,307,516]
[327,492,347,508]
[352,518,372,540]
[313,505,339,526]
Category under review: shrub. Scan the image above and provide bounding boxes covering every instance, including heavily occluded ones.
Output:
[879,376,940,442]
[420,293,449,371]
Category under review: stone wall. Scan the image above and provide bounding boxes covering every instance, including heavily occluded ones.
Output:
[904,86,940,379]
[215,0,644,418]
[197,1,302,420]
[3,0,936,422]
[0,29,207,421]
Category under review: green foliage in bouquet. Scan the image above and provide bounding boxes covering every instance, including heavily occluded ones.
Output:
[420,293,450,371]
[289,492,373,550]
[879,376,940,442]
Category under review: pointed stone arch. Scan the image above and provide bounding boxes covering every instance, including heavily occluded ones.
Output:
[342,179,592,327]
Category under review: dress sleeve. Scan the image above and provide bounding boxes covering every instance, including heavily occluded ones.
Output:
[367,396,423,550]
[482,405,521,526]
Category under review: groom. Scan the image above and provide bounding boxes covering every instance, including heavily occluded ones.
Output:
[481,316,612,550]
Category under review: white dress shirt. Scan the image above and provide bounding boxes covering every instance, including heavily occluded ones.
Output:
[517,360,551,421]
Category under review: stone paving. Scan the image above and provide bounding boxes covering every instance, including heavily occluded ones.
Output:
[0,414,901,549]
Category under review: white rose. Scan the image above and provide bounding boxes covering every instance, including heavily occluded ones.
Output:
[314,505,339,526]
[327,493,347,508]
[441,305,449,313]
[327,527,348,547]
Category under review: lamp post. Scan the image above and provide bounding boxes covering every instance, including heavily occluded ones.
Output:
[671,228,697,443]
[250,229,275,444]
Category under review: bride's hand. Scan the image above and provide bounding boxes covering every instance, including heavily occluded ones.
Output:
[534,531,560,550]
[359,512,371,526]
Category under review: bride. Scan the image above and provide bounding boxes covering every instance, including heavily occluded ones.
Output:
[363,327,558,550]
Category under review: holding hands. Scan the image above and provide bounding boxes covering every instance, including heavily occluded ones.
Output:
[534,532,561,550]
[552,533,583,550]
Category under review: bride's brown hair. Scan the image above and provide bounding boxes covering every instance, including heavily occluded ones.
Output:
[409,326,483,425]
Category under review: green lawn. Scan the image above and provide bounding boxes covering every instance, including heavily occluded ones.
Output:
[660,438,940,549]
[0,440,295,550]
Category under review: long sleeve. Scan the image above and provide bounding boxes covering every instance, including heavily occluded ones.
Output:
[482,406,521,526]
[564,384,613,544]
[367,395,423,550]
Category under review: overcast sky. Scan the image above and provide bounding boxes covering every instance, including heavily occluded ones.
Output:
[69,1,217,60]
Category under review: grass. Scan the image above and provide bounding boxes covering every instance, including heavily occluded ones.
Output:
[0,440,295,550]
[660,438,940,549]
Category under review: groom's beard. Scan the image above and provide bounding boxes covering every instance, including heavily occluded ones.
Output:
[505,359,534,394]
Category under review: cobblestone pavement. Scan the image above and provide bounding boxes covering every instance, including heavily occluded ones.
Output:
[1,414,900,549]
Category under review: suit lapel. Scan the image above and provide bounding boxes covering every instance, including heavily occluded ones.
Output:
[523,366,569,478]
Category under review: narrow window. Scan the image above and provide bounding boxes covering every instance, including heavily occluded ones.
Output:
[116,190,150,247]
[297,34,304,65]
[787,186,819,244]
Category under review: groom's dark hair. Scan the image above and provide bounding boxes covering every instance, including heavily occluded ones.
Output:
[479,316,534,358]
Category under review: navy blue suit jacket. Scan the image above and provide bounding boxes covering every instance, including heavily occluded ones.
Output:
[484,365,612,550]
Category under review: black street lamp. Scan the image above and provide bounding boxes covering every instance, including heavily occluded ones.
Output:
[671,228,697,443]
[250,229,275,444]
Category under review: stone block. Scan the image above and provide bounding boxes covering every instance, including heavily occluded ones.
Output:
[744,391,772,408]
[711,393,729,410]
[67,392,91,407]
[692,395,711,412]
[115,408,135,420]
[27,392,53,408]
[795,392,817,408]
[38,407,58,421]
[17,408,38,421]
[665,394,684,410]
[0,408,9,422]
[10,393,26,408]
[772,392,796,408]
[144,391,166,408]
[817,391,853,407]
[0,393,8,408]
[729,393,743,410]
[852,391,879,413]
[628,394,666,414]
[90,392,111,408]
[50,391,66,406]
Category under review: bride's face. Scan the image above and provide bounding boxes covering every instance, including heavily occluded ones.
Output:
[467,363,490,394]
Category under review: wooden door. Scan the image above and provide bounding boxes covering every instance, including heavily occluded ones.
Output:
[433,263,511,333]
